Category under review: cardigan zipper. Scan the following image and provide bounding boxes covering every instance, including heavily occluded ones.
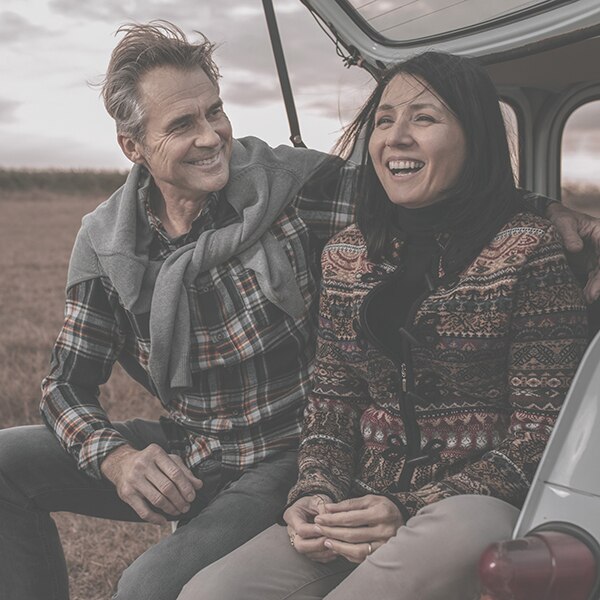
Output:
[400,362,408,392]
[395,286,432,486]
[358,274,429,475]
[359,268,446,492]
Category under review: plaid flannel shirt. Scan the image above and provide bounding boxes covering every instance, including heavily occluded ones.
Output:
[40,158,356,479]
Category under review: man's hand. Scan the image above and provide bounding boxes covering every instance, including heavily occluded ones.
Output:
[284,495,337,563]
[100,444,203,525]
[314,495,404,564]
[546,202,600,302]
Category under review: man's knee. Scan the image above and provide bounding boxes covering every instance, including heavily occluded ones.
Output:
[114,558,165,600]
[0,424,85,509]
[0,426,49,495]
[113,537,197,600]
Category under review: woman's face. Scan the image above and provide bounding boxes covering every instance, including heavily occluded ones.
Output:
[368,73,466,209]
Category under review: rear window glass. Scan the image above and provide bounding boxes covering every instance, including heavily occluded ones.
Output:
[344,0,562,43]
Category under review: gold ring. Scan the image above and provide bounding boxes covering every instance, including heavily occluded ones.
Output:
[367,542,373,555]
[289,532,296,547]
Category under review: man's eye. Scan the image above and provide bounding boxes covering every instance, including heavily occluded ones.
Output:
[172,121,189,132]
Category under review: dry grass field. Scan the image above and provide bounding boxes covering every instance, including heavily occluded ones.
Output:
[0,181,169,600]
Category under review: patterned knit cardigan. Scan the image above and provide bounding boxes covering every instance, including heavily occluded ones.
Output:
[288,212,589,519]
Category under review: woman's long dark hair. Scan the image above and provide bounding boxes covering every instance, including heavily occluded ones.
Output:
[336,51,522,274]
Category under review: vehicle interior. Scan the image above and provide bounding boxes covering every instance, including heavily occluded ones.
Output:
[263,1,600,598]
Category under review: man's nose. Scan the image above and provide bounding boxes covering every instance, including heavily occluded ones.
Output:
[193,121,221,148]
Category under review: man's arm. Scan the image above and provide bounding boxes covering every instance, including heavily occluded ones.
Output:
[41,278,202,524]
[523,191,600,303]
[292,157,357,244]
[545,202,600,303]
[40,278,130,477]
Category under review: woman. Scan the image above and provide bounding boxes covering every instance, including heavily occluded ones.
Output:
[177,52,589,600]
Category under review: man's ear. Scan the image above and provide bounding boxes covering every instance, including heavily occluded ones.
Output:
[118,134,146,165]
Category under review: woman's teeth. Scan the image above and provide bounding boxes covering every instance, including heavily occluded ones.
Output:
[388,159,425,175]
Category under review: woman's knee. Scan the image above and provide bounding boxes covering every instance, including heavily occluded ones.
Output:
[334,495,520,600]
[416,494,519,541]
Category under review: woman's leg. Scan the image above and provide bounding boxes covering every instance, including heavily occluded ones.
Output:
[323,494,519,600]
[177,523,356,600]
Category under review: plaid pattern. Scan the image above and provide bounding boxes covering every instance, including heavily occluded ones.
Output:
[41,159,355,479]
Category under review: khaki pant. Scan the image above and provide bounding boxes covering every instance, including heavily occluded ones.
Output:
[177,494,519,600]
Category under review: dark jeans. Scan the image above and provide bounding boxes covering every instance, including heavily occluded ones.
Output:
[0,422,298,600]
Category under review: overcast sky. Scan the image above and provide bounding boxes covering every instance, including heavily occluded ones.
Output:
[0,0,369,170]
[0,0,598,187]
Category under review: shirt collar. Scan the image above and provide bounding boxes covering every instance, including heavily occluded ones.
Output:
[142,185,222,248]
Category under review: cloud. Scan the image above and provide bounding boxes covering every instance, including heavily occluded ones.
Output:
[0,98,20,123]
[213,7,370,118]
[2,0,373,167]
[48,0,212,24]
[221,76,280,107]
[0,129,127,169]
[562,102,600,153]
[46,0,361,117]
[0,11,53,43]
[563,103,600,132]
[563,133,600,154]
[49,0,302,23]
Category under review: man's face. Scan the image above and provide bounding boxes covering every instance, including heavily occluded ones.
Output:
[122,66,233,203]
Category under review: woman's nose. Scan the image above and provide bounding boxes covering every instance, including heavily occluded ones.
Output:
[385,120,414,148]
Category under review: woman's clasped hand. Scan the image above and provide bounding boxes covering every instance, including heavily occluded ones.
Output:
[285,494,404,564]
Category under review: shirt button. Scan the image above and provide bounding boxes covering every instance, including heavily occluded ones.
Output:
[215,332,224,341]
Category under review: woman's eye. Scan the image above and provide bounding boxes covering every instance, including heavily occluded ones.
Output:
[415,114,435,123]
[376,116,393,127]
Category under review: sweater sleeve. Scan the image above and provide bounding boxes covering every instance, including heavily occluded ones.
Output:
[388,225,589,518]
[40,278,129,479]
[288,264,371,505]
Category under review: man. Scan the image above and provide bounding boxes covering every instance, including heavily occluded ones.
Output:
[0,22,354,600]
[0,21,598,600]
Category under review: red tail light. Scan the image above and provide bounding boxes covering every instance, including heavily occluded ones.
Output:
[479,529,599,600]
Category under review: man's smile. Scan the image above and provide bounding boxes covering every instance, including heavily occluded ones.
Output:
[185,151,223,167]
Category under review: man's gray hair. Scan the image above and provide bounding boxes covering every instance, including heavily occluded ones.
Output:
[101,21,221,142]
